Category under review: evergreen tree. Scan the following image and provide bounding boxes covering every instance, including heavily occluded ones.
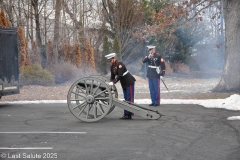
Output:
[62,43,71,62]
[46,40,56,70]
[101,36,110,74]
[112,37,121,61]
[30,41,41,64]
[172,26,204,64]
[74,43,81,68]
[86,40,95,70]
[0,10,10,27]
[18,26,30,67]
[67,43,73,63]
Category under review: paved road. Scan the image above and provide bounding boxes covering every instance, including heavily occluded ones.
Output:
[0,103,239,160]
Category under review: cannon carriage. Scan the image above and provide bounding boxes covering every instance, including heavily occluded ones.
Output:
[67,75,163,122]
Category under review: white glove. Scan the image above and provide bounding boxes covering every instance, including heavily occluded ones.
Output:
[148,54,153,59]
[160,76,164,80]
[108,82,113,86]
[156,67,160,74]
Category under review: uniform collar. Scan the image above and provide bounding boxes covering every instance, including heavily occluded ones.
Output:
[112,60,118,67]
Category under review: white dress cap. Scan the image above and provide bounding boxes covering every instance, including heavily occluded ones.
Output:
[105,53,116,60]
[147,45,156,50]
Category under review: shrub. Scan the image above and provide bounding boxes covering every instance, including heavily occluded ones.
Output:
[172,61,190,74]
[165,62,173,75]
[20,64,55,86]
[188,58,199,71]
[193,52,224,70]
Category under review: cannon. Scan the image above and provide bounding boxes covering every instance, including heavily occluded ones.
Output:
[67,75,163,122]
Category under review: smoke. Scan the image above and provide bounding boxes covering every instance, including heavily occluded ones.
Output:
[172,22,225,79]
[52,61,99,84]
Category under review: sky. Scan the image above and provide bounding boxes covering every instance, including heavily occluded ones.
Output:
[1,94,239,121]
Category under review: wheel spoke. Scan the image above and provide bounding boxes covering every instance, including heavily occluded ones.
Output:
[92,83,101,96]
[96,100,109,107]
[93,103,97,118]
[85,104,92,119]
[94,89,107,98]
[84,80,90,95]
[71,91,86,98]
[76,85,86,94]
[70,98,85,101]
[95,101,105,114]
[78,103,88,116]
[95,97,110,100]
[73,101,87,110]
[90,80,93,93]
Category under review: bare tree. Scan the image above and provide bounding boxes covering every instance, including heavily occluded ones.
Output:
[182,0,240,92]
[53,0,62,62]
[102,0,145,62]
[213,0,240,91]
[31,0,46,67]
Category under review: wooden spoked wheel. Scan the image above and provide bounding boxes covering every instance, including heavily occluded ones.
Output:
[89,75,118,114]
[67,77,112,122]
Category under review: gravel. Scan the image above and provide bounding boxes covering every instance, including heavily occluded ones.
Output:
[1,72,238,101]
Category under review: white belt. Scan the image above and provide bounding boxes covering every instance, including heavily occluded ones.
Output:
[123,70,129,76]
[148,65,159,68]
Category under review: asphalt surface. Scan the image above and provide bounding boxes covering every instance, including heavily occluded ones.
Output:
[0,103,240,160]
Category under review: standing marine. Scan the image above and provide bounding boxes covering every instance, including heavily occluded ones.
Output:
[142,46,166,106]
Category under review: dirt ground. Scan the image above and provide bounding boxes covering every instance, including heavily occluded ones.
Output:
[1,71,239,101]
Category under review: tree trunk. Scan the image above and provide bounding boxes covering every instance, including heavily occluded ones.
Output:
[213,0,240,92]
[53,0,62,63]
[0,0,3,9]
[18,0,22,26]
[32,0,47,68]
[30,1,33,44]
[26,0,30,42]
[44,0,47,44]
[8,0,14,26]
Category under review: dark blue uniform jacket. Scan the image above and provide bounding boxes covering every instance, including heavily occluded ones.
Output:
[142,53,166,79]
[110,61,136,88]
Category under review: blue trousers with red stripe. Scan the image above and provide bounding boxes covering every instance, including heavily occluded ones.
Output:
[122,83,134,115]
[148,78,160,105]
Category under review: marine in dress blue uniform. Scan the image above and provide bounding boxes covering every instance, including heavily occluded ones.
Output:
[142,46,165,106]
[105,53,136,119]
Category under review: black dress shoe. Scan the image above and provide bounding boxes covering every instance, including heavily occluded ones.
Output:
[149,104,154,106]
[120,115,132,120]
[119,115,128,119]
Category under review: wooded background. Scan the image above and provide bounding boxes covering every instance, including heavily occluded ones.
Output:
[0,0,225,85]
